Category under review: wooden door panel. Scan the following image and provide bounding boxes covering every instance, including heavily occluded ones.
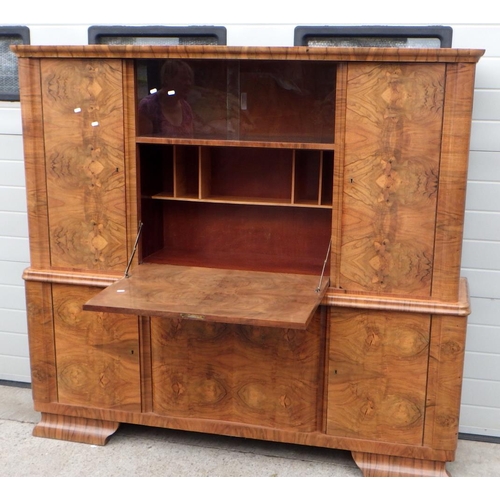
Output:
[327,308,430,445]
[340,63,445,296]
[53,284,141,411]
[151,311,325,431]
[41,59,127,271]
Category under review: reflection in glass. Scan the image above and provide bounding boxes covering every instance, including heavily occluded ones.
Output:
[136,59,336,144]
[138,60,195,137]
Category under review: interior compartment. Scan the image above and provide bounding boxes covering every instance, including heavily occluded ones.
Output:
[142,201,332,275]
[202,147,293,203]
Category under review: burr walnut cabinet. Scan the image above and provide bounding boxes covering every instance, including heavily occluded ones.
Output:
[13,44,483,476]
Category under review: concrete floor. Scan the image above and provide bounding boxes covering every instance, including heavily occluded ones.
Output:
[1,384,499,477]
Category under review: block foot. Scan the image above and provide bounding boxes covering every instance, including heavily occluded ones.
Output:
[33,413,120,445]
[352,451,450,477]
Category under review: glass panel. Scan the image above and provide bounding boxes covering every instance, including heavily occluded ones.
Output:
[0,35,24,100]
[305,36,442,48]
[98,36,219,46]
[136,59,336,144]
[294,25,452,48]
[238,61,336,143]
[136,59,232,139]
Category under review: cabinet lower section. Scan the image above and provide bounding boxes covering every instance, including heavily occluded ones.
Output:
[25,279,468,477]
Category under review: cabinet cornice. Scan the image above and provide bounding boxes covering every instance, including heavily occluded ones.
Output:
[12,44,485,63]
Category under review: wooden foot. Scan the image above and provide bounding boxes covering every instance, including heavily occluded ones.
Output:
[352,451,450,477]
[33,413,120,445]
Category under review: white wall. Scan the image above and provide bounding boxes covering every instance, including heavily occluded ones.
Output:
[1,0,499,437]
[0,102,29,382]
[459,28,500,437]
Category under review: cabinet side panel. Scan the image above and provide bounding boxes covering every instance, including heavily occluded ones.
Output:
[432,63,477,301]
[340,63,445,296]
[18,58,50,269]
[327,308,430,445]
[424,315,467,452]
[52,284,141,411]
[41,59,127,271]
[25,280,57,403]
[151,311,324,431]
[123,60,140,267]
[331,64,348,288]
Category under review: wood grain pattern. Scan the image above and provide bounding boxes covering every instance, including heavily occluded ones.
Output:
[52,284,141,411]
[123,60,140,269]
[330,63,348,288]
[327,309,430,445]
[352,452,449,477]
[17,58,51,269]
[12,45,485,63]
[41,59,127,271]
[139,317,153,414]
[23,267,121,287]
[151,310,325,431]
[84,263,329,330]
[432,63,478,301]
[340,64,445,296]
[33,413,119,445]
[137,136,335,150]
[24,281,57,403]
[323,277,471,316]
[424,315,468,451]
[31,395,454,462]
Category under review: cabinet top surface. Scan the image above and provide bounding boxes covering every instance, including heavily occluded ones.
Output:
[12,44,484,63]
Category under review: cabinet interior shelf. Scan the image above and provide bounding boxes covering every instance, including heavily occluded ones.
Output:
[150,192,333,209]
[140,144,334,210]
[136,136,335,151]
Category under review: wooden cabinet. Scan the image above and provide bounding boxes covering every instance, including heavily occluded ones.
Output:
[14,44,483,476]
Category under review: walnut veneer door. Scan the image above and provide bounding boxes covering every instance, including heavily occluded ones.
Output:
[327,309,430,445]
[340,63,445,296]
[150,311,325,431]
[53,284,141,411]
[41,59,127,271]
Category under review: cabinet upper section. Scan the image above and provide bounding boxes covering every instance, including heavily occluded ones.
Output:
[14,44,484,303]
[13,45,483,150]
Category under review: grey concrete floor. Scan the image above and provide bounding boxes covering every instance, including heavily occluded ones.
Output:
[1,384,499,477]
